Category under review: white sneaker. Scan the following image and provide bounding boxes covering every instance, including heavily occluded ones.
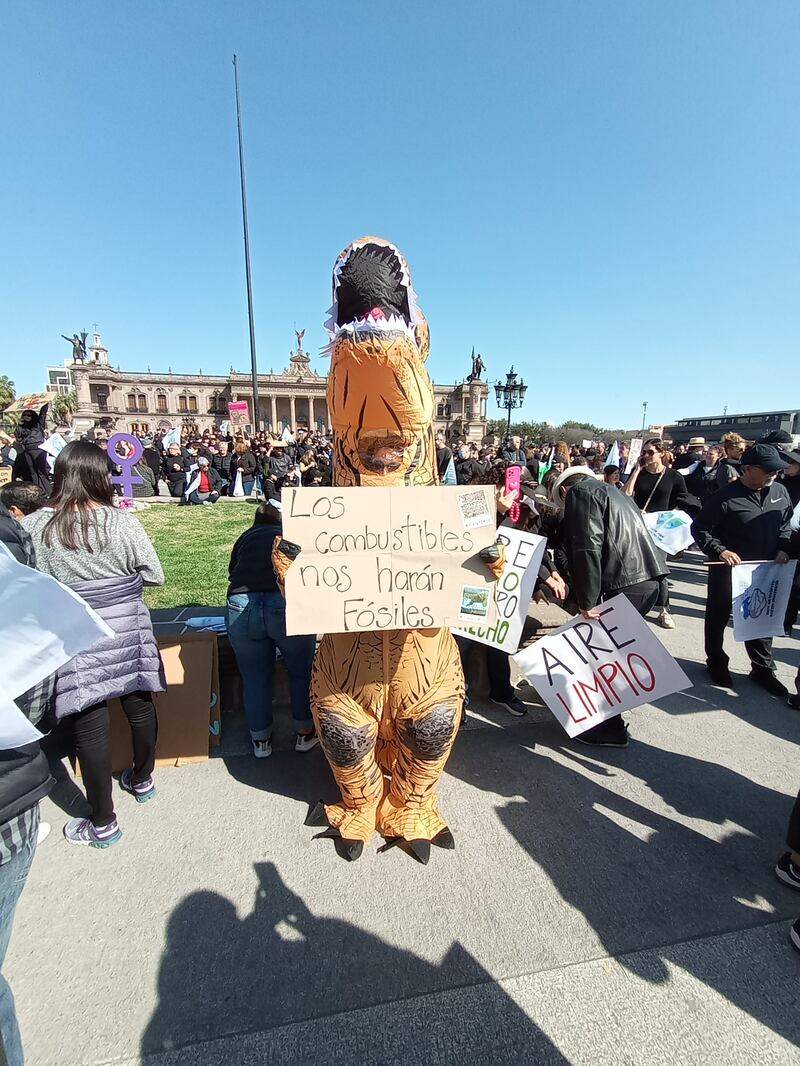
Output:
[36,822,51,846]
[658,609,676,629]
[252,738,272,759]
[295,730,319,753]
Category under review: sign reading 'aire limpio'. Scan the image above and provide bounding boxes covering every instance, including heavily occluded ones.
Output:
[281,485,498,636]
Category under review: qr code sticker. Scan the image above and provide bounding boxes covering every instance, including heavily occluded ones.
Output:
[458,488,493,529]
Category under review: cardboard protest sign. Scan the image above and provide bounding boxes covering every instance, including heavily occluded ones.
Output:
[228,400,249,427]
[281,485,497,635]
[624,438,643,475]
[0,468,10,488]
[454,524,547,653]
[3,391,57,413]
[513,594,691,737]
[642,509,694,555]
[731,560,798,641]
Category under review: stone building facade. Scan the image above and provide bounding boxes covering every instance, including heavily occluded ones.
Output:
[69,332,490,441]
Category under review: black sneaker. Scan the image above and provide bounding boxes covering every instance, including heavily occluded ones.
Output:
[490,694,528,717]
[749,672,789,699]
[791,919,800,955]
[787,694,800,711]
[776,853,800,890]
[706,664,733,687]
[575,718,629,748]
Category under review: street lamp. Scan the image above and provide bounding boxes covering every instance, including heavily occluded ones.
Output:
[494,366,528,437]
[641,401,648,434]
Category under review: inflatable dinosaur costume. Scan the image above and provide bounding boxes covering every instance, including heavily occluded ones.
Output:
[275,237,488,863]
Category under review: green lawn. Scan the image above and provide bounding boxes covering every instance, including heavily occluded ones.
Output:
[137,502,256,610]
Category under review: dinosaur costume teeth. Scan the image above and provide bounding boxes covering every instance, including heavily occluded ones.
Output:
[278,237,466,858]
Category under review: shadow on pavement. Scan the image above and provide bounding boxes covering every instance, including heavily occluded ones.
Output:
[447,723,800,1048]
[141,861,568,1064]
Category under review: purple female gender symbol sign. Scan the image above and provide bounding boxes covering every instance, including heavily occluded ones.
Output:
[107,432,144,498]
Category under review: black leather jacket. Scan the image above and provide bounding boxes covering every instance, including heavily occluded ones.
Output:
[561,479,668,610]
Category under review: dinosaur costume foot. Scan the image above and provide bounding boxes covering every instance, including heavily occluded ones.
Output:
[432,827,455,850]
[311,826,364,862]
[377,827,454,864]
[304,801,329,827]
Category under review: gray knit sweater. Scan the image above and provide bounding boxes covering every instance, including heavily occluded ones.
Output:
[23,506,164,586]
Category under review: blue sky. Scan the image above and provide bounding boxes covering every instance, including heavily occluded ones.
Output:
[2,2,797,428]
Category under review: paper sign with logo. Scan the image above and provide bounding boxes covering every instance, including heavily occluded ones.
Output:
[281,485,498,636]
[642,509,695,555]
[454,525,546,653]
[228,401,249,428]
[513,594,691,737]
[731,560,798,641]
[624,438,643,475]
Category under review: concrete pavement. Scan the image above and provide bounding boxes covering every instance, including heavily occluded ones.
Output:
[8,554,800,1065]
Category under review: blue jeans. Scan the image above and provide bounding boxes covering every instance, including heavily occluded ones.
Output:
[0,806,38,1066]
[227,592,315,738]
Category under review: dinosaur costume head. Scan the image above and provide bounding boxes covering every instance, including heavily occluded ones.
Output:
[325,237,436,487]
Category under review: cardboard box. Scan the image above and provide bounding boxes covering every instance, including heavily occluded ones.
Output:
[107,632,221,771]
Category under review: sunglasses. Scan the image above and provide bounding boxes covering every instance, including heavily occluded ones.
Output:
[641,449,657,457]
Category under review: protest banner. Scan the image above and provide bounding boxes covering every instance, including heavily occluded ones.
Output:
[731,560,798,641]
[3,391,57,413]
[513,594,691,737]
[642,509,695,555]
[624,438,643,475]
[0,468,10,488]
[454,524,547,653]
[228,400,249,428]
[281,485,498,635]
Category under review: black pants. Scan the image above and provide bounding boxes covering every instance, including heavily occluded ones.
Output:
[704,566,774,675]
[787,790,800,854]
[73,692,158,827]
[456,639,514,702]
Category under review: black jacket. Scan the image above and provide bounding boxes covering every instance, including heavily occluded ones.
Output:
[163,454,190,486]
[211,452,234,480]
[231,450,258,479]
[692,479,792,561]
[227,517,281,596]
[0,504,54,824]
[561,479,668,610]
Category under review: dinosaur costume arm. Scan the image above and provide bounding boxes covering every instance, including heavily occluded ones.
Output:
[271,535,301,597]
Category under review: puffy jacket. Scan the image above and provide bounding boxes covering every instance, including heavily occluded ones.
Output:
[561,479,668,610]
[51,572,166,720]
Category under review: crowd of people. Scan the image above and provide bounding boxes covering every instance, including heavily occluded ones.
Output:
[0,413,799,1064]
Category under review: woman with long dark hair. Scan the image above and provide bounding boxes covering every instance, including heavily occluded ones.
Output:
[23,441,165,848]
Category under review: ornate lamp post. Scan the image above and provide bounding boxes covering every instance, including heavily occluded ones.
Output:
[494,366,527,437]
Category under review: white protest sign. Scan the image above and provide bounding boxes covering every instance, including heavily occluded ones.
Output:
[0,542,113,703]
[731,560,798,641]
[454,524,547,653]
[581,439,592,450]
[281,485,497,636]
[624,438,643,475]
[513,594,691,737]
[642,509,695,555]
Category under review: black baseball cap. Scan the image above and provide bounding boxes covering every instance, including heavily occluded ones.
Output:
[760,430,793,446]
[741,443,790,471]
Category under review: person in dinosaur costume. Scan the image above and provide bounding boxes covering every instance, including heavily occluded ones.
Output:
[274,237,501,863]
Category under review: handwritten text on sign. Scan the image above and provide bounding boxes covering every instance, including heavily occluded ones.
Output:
[281,485,497,635]
[513,594,691,737]
[454,525,547,654]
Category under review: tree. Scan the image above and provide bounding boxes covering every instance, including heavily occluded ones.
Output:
[0,375,15,411]
[50,391,77,427]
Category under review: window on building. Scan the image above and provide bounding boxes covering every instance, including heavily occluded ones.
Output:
[437,403,445,418]
[140,422,149,434]
[96,391,108,411]
[126,393,137,412]
[444,403,451,418]
[188,395,198,414]
[178,395,188,413]
[137,395,147,412]
[156,393,167,414]
[464,404,471,419]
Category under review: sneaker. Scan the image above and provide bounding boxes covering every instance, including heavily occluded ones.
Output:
[252,738,272,759]
[295,730,319,753]
[791,919,800,954]
[63,817,122,849]
[749,672,789,699]
[490,694,528,717]
[706,664,733,687]
[119,769,157,803]
[657,609,675,629]
[787,694,800,711]
[36,822,51,846]
[575,718,629,748]
[776,853,800,890]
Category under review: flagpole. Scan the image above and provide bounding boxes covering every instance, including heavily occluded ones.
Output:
[233,54,260,431]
